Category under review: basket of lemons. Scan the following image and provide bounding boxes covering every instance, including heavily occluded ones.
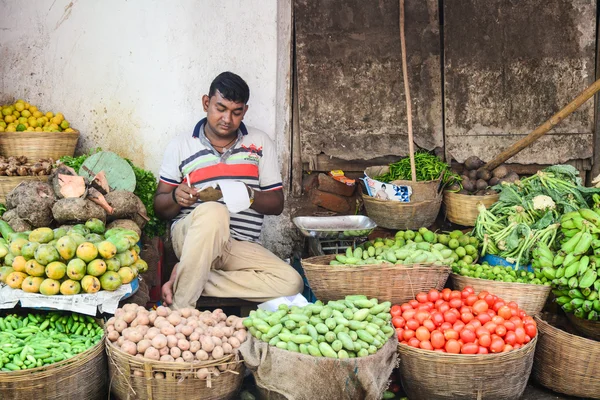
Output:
[0,99,79,160]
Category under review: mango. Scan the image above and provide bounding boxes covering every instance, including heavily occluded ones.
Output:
[115,250,136,267]
[53,227,68,240]
[118,266,136,284]
[9,238,29,256]
[0,243,8,258]
[97,241,117,259]
[22,276,44,293]
[99,271,122,291]
[67,232,86,246]
[133,244,141,254]
[34,244,60,266]
[45,261,67,280]
[66,258,87,281]
[71,224,90,235]
[0,266,14,283]
[84,233,104,244]
[81,275,101,293]
[104,228,126,238]
[6,271,27,289]
[25,259,46,277]
[132,259,148,274]
[105,257,121,272]
[12,255,27,272]
[21,241,40,260]
[60,279,81,295]
[76,242,98,263]
[56,236,77,260]
[86,259,107,277]
[3,253,15,267]
[107,235,131,253]
[39,278,61,295]
[85,218,105,234]
[29,227,54,243]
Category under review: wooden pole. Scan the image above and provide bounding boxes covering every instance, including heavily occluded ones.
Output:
[400,0,417,182]
[485,77,600,171]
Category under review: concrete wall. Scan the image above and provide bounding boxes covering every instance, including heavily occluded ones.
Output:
[0,0,295,256]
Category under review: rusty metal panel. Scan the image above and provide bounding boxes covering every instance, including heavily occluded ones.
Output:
[444,0,596,164]
[295,0,443,161]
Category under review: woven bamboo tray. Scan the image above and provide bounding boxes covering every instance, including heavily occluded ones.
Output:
[443,191,499,226]
[0,331,107,400]
[450,273,550,316]
[532,313,600,399]
[301,254,450,304]
[0,130,79,160]
[362,193,443,230]
[0,175,49,203]
[106,339,244,400]
[565,312,600,341]
[397,335,537,400]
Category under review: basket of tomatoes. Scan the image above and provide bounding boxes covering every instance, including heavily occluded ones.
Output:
[391,287,538,400]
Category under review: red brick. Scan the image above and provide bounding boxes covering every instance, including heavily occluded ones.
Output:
[310,189,351,213]
[302,172,319,194]
[317,173,356,197]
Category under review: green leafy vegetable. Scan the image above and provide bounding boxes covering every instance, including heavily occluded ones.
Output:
[0,203,6,217]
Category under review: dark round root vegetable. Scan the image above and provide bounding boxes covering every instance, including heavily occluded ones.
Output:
[475,189,487,196]
[484,189,498,195]
[476,168,492,181]
[458,189,470,195]
[446,183,461,192]
[475,179,488,191]
[467,170,478,180]
[502,172,520,184]
[492,165,509,179]
[488,177,500,186]
[52,198,107,224]
[461,178,475,192]
[464,156,485,171]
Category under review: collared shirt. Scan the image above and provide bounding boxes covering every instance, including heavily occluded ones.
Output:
[159,118,283,242]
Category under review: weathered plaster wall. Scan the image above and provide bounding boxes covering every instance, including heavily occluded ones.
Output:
[295,0,443,162]
[444,0,596,164]
[0,0,295,256]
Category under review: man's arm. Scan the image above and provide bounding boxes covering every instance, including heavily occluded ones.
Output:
[154,181,198,221]
[249,188,284,215]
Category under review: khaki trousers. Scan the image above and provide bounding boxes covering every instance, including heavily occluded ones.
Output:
[170,202,304,310]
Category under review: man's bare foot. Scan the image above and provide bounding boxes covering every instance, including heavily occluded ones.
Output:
[162,280,174,305]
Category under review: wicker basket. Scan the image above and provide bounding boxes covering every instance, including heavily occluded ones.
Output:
[565,312,600,341]
[0,332,107,400]
[0,130,79,160]
[106,339,245,400]
[301,254,450,304]
[397,336,537,400]
[364,166,442,202]
[0,175,49,203]
[532,313,600,398]
[450,273,550,316]
[443,191,499,226]
[362,193,443,230]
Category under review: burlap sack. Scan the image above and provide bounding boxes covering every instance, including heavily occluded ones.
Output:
[239,335,398,400]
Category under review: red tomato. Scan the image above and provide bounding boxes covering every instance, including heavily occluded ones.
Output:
[504,331,516,346]
[472,299,489,315]
[459,306,471,314]
[430,330,445,349]
[507,301,519,310]
[422,319,436,333]
[450,290,462,300]
[443,310,458,324]
[513,343,521,349]
[400,303,413,312]
[402,309,416,321]
[417,302,434,311]
[465,294,478,306]
[408,338,420,348]
[406,319,420,331]
[492,300,506,312]
[484,294,496,307]
[510,316,524,328]
[524,323,537,338]
[441,288,452,301]
[524,335,531,344]
[409,300,419,308]
[491,316,505,325]
[483,322,497,333]
[461,312,474,324]
[477,290,489,300]
[428,289,440,302]
[440,322,453,331]
[460,329,476,343]
[419,340,434,350]
[416,292,429,303]
[503,321,516,332]
[403,329,415,341]
[445,339,461,354]
[396,328,405,340]
[469,319,482,329]
[495,325,507,337]
[392,316,406,329]
[478,334,491,348]
[453,320,465,332]
[461,342,478,354]
[435,299,446,308]
[490,337,505,353]
[464,323,476,332]
[461,289,471,299]
[449,298,463,309]
[514,327,526,344]
[486,309,497,318]
[444,329,459,340]
[415,310,431,324]
[416,326,431,341]
[497,306,512,320]
[476,313,492,324]
[431,311,445,327]
[475,326,490,337]
[463,286,475,295]
[478,346,489,354]
[391,305,403,317]
[437,302,450,314]
[503,344,513,352]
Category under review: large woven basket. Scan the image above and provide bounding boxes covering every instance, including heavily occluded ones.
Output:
[565,312,600,341]
[364,166,442,202]
[106,339,245,400]
[450,273,550,316]
[532,313,600,398]
[0,130,79,159]
[397,336,537,400]
[362,193,443,230]
[301,254,450,304]
[0,331,107,399]
[443,191,499,226]
[0,175,49,203]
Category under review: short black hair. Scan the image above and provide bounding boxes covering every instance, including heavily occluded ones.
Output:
[209,72,250,104]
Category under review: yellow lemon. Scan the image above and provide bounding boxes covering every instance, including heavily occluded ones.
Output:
[18,116,27,124]
[60,120,70,129]
[24,102,30,110]
[45,111,53,119]
[29,106,38,113]
[32,110,42,118]
[34,127,42,132]
[55,112,64,121]
[48,123,59,131]
[25,126,34,132]
[12,111,20,118]
[21,109,31,118]
[0,121,6,128]
[0,126,4,132]
[64,128,74,132]
[14,102,24,112]
[4,115,14,123]
[6,125,16,132]
[51,116,61,125]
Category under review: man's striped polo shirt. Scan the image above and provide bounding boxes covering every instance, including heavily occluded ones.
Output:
[159,118,283,242]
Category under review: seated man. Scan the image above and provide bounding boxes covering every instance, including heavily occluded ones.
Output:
[154,71,304,310]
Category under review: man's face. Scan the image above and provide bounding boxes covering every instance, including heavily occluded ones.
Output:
[202,91,248,137]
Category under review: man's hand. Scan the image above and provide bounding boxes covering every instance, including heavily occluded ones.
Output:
[172,183,198,208]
